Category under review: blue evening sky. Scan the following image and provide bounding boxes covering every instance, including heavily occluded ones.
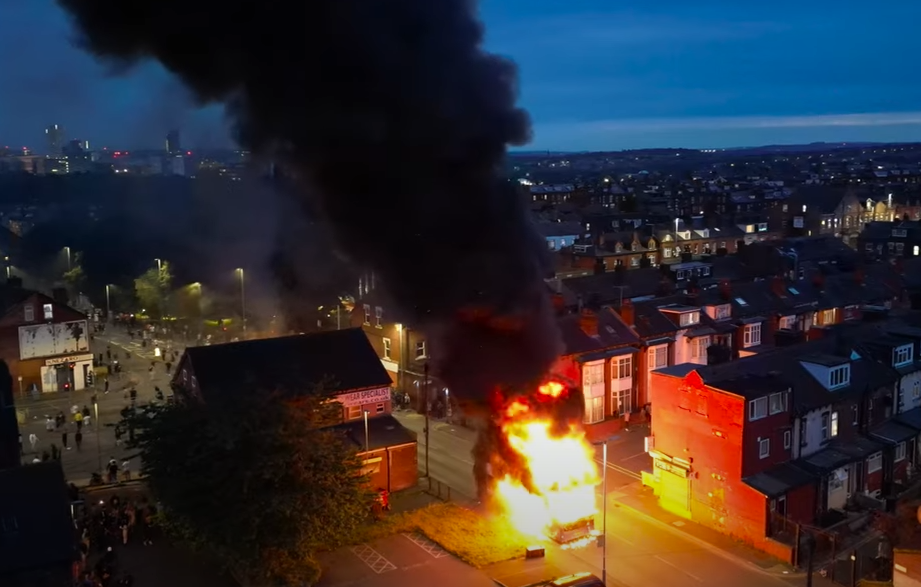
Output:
[1,0,919,152]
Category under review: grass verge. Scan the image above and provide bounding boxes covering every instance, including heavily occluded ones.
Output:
[362,502,530,568]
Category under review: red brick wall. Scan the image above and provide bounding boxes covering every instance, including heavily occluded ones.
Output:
[866,462,884,493]
[786,482,817,524]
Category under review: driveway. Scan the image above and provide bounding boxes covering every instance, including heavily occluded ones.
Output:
[318,533,496,587]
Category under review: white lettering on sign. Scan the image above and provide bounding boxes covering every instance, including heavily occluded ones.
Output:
[337,387,391,408]
[45,354,94,366]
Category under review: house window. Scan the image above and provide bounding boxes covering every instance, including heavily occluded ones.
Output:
[829,365,850,389]
[719,241,726,250]
[614,387,631,416]
[822,309,835,324]
[853,403,859,425]
[749,397,768,421]
[376,403,385,414]
[915,245,919,256]
[363,304,371,325]
[769,392,787,415]
[831,411,839,437]
[715,305,730,320]
[679,312,700,326]
[374,306,383,328]
[43,304,53,320]
[868,452,883,473]
[23,304,33,322]
[583,362,604,386]
[584,396,604,424]
[759,438,770,459]
[650,345,668,369]
[615,356,632,379]
[783,430,792,449]
[821,412,830,439]
[913,381,920,400]
[779,315,796,330]
[346,405,362,420]
[664,248,672,258]
[735,297,748,307]
[744,323,762,347]
[896,442,907,462]
[415,341,427,359]
[382,337,392,360]
[894,345,913,367]
[630,257,639,267]
[691,336,709,359]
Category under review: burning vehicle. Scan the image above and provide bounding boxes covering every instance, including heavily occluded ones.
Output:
[477,381,600,548]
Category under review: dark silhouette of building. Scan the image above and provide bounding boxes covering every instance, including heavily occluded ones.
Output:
[0,360,20,469]
[165,129,181,154]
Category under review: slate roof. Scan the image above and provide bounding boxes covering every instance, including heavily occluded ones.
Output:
[184,328,393,400]
[0,462,75,576]
[332,414,416,451]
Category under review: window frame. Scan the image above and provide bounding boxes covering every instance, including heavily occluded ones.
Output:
[23,304,33,322]
[749,397,768,421]
[744,323,762,347]
[896,442,907,462]
[783,430,792,449]
[868,452,883,473]
[362,304,371,325]
[769,392,787,415]
[759,438,770,459]
[382,337,392,360]
[415,340,427,359]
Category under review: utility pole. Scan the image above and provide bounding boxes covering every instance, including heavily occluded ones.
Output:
[424,361,430,478]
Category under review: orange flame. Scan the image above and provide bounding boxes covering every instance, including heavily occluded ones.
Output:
[491,381,600,545]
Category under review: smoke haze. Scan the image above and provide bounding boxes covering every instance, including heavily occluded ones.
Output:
[55,0,561,401]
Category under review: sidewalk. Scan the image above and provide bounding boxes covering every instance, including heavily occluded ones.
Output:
[611,481,801,577]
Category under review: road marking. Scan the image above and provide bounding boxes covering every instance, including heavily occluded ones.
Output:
[653,555,702,582]
[594,458,642,480]
[612,532,634,546]
[622,452,649,461]
[350,544,397,573]
[403,533,450,558]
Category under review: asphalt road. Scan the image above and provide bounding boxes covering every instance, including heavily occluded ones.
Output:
[393,412,800,587]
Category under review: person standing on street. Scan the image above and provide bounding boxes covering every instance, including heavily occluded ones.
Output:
[29,433,38,452]
[104,378,110,393]
[62,428,69,450]
[75,430,83,451]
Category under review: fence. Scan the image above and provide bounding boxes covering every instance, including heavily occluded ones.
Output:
[425,477,453,502]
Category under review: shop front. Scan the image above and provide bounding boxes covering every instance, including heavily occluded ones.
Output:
[39,354,94,393]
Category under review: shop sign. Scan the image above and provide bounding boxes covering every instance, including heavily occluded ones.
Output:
[45,354,93,366]
[337,387,391,408]
[655,459,689,478]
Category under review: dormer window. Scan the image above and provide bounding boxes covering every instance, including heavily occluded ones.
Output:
[679,311,700,327]
[715,305,730,320]
[829,365,850,389]
[894,344,913,367]
[788,287,800,295]
[735,297,748,306]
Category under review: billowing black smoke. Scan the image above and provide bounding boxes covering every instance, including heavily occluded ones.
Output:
[56,0,561,400]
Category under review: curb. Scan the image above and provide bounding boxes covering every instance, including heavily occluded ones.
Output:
[611,496,805,579]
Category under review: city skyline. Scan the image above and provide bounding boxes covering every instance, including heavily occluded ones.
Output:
[1,0,919,151]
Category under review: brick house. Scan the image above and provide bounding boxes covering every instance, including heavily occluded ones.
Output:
[171,328,418,492]
[0,287,91,395]
[646,319,921,562]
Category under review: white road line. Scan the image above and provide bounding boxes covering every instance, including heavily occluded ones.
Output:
[594,458,642,480]
[403,533,450,558]
[653,555,703,582]
[611,532,635,546]
[350,544,397,573]
[622,452,649,461]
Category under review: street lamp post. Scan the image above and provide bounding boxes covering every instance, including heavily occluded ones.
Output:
[105,285,112,319]
[235,268,246,332]
[363,410,370,453]
[423,361,430,478]
[64,246,71,271]
[593,438,610,585]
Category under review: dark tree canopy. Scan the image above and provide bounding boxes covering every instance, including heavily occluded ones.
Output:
[125,390,374,585]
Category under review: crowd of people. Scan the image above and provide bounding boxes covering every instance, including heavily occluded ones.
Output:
[72,490,161,587]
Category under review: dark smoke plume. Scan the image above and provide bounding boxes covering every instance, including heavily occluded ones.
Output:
[56,0,561,401]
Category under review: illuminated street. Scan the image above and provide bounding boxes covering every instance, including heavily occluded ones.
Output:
[394,412,804,587]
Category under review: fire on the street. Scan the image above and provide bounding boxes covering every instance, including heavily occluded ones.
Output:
[492,381,600,549]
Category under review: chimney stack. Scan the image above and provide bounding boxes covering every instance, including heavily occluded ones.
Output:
[580,308,599,338]
[618,299,635,327]
[771,276,787,297]
[719,279,732,301]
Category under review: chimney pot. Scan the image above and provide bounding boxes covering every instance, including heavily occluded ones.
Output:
[580,309,599,337]
[618,299,635,327]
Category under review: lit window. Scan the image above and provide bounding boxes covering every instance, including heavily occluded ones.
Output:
[779,315,796,330]
[679,311,700,326]
[43,304,53,320]
[415,340,426,359]
[347,405,362,420]
[584,396,604,424]
[382,337,392,360]
[822,309,835,324]
[650,345,668,369]
[583,362,604,386]
[896,442,907,462]
[363,304,371,325]
[830,411,838,437]
[374,306,383,328]
[691,336,709,359]
[375,403,385,414]
[715,305,730,320]
[615,356,632,379]
[23,304,33,322]
[914,245,919,256]
[759,438,770,459]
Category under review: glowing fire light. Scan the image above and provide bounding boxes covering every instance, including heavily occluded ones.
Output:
[492,381,600,547]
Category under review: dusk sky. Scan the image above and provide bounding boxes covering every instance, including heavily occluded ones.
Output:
[2,0,919,152]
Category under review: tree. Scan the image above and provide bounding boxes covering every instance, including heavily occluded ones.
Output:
[134,261,172,317]
[125,388,374,585]
[62,251,87,293]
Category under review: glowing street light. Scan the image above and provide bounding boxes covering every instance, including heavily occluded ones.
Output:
[105,284,113,318]
[64,246,72,271]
